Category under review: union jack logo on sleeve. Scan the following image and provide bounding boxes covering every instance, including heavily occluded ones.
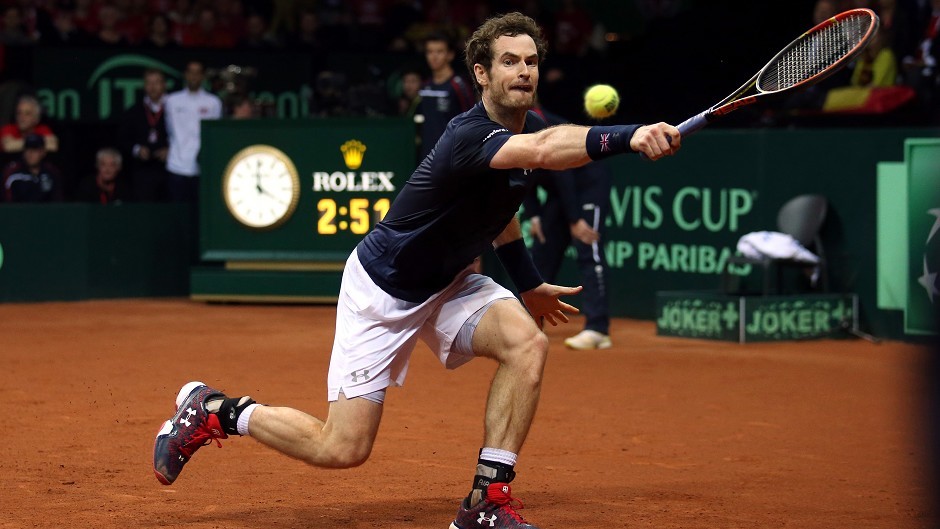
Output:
[599,133,610,152]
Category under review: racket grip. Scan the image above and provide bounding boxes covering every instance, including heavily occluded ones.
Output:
[638,110,710,160]
[677,111,710,138]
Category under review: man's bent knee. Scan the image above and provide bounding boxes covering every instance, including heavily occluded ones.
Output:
[312,396,382,468]
[327,443,373,468]
[520,330,549,383]
[300,436,374,468]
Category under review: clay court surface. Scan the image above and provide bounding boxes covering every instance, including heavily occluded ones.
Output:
[1,298,936,529]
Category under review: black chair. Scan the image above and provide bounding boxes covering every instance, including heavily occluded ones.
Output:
[722,194,829,295]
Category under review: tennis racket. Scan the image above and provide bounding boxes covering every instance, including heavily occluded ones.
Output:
[675,8,880,138]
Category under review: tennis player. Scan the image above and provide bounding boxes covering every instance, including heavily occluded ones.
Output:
[154,12,679,529]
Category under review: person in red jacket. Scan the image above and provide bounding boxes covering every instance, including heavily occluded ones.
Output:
[1,95,58,154]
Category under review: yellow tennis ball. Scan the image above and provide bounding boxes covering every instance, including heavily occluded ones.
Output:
[584,84,619,119]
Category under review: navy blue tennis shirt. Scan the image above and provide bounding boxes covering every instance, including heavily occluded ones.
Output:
[357,101,547,303]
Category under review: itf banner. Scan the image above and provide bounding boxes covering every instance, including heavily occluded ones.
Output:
[30,48,312,122]
[907,139,940,335]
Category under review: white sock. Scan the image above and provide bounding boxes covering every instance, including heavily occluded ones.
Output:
[480,447,517,467]
[237,403,259,436]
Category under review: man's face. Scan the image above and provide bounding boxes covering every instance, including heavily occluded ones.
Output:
[477,34,539,111]
[401,72,421,99]
[97,155,120,184]
[144,72,166,101]
[425,40,453,72]
[184,63,204,91]
[15,101,39,131]
[23,147,44,167]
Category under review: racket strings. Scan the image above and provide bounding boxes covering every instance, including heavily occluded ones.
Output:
[759,13,873,92]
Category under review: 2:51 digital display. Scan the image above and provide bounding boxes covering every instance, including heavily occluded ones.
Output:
[317,197,390,235]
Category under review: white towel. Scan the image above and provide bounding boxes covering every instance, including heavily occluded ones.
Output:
[737,231,819,263]
[737,231,821,285]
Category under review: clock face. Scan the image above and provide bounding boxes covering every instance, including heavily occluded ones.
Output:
[222,146,300,229]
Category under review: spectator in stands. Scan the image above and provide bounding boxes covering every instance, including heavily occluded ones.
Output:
[851,27,900,87]
[288,8,324,52]
[312,1,351,53]
[901,0,940,116]
[779,0,857,114]
[415,32,475,160]
[164,60,222,202]
[385,0,423,47]
[71,0,100,36]
[40,7,88,47]
[118,68,171,202]
[76,147,130,204]
[551,0,594,58]
[238,12,279,50]
[821,23,902,113]
[166,0,196,37]
[117,0,150,44]
[312,70,349,117]
[1,95,58,153]
[228,93,257,118]
[349,0,388,51]
[216,0,247,43]
[181,7,236,48]
[92,4,129,47]
[2,133,63,203]
[813,0,840,25]
[0,6,35,45]
[395,68,423,117]
[139,13,178,49]
[287,8,328,74]
[16,0,48,42]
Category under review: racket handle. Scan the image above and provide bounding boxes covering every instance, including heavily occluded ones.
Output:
[637,110,711,160]
[676,111,711,138]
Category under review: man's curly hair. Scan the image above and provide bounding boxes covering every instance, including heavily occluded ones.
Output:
[464,12,548,95]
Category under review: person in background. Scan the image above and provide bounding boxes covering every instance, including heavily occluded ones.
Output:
[416,31,475,160]
[139,13,178,49]
[1,94,58,154]
[91,4,129,47]
[2,133,63,203]
[396,68,423,117]
[523,106,614,350]
[850,27,899,88]
[40,7,89,46]
[181,7,236,48]
[237,12,279,50]
[901,0,940,116]
[228,93,256,118]
[164,60,222,202]
[0,5,35,45]
[118,68,171,202]
[76,147,130,205]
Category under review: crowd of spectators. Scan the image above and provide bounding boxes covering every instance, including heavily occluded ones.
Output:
[0,0,606,56]
[0,0,936,204]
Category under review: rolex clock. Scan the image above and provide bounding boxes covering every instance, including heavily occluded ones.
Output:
[222,145,300,229]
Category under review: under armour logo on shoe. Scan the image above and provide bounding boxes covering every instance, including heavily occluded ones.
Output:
[477,513,497,527]
[179,407,196,428]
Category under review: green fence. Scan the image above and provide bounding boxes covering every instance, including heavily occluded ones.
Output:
[1,123,936,341]
[0,203,195,301]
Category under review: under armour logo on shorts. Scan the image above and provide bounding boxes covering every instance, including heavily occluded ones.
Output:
[350,369,371,382]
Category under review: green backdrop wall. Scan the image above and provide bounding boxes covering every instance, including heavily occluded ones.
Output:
[1,124,936,341]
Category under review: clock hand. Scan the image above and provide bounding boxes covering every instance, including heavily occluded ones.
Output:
[256,183,288,205]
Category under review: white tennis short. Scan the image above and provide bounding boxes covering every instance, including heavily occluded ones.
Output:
[326,249,515,401]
